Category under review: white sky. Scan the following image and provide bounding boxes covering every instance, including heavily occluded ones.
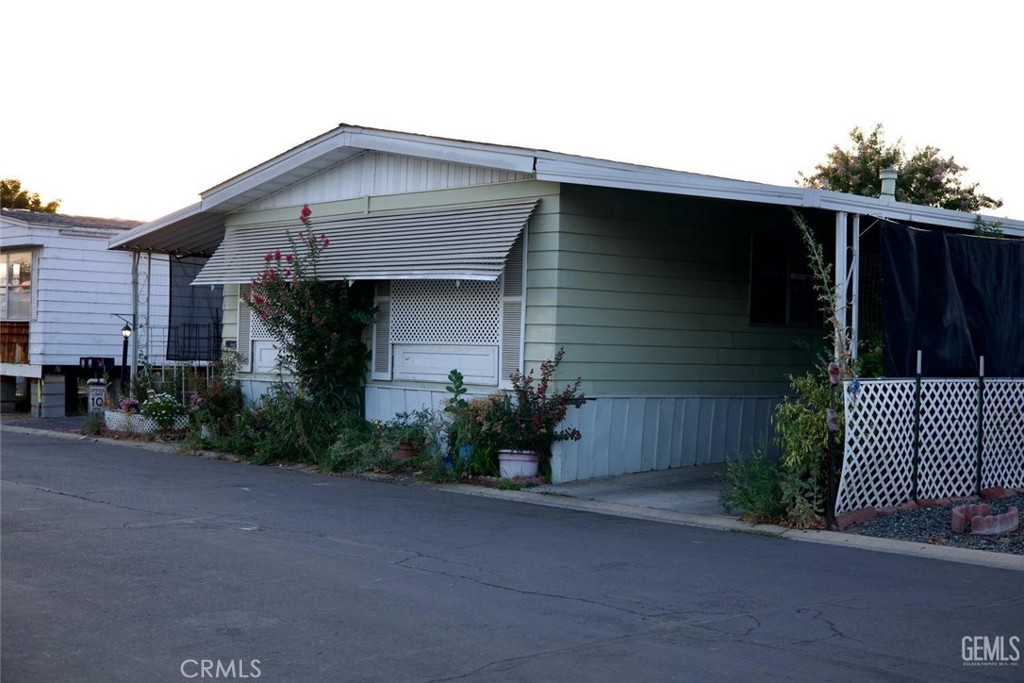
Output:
[4,0,1021,222]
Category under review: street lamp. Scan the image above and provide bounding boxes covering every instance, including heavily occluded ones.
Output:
[121,323,132,395]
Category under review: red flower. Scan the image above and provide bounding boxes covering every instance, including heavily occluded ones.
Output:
[274,249,282,261]
[264,253,273,262]
[300,204,312,220]
[285,254,293,263]
[322,236,330,248]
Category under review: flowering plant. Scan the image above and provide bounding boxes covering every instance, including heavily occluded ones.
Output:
[493,347,585,455]
[119,396,140,413]
[140,392,186,430]
[245,204,375,410]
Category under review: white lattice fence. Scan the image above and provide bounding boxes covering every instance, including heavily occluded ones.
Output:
[982,379,1024,490]
[917,381,977,500]
[836,377,1024,514]
[837,380,917,512]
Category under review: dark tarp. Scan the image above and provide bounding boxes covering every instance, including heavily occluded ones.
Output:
[881,224,1024,377]
[167,257,223,361]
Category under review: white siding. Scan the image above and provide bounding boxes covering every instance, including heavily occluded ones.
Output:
[1,219,170,368]
[244,151,532,210]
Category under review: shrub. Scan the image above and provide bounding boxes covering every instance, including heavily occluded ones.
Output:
[240,383,351,466]
[719,451,786,523]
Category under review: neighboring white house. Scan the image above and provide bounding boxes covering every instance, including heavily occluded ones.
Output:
[0,209,173,416]
[106,125,1024,482]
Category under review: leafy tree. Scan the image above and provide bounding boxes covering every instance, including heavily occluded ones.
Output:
[1,179,61,213]
[798,124,1002,213]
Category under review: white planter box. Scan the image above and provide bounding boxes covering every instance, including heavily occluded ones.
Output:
[104,410,187,433]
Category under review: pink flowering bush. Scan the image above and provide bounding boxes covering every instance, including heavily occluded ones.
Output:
[245,204,375,410]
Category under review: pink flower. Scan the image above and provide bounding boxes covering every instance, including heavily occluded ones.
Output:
[264,253,273,262]
[285,254,293,263]
[322,236,330,248]
[274,249,282,261]
[300,204,312,220]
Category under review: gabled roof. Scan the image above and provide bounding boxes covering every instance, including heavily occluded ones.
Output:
[109,124,1024,255]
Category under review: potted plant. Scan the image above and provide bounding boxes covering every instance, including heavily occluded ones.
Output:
[377,409,433,461]
[493,347,585,478]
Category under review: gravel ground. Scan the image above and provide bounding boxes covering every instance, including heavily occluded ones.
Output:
[845,496,1024,555]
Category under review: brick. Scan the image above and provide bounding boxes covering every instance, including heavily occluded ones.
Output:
[836,506,877,530]
[917,498,943,508]
[971,507,1019,535]
[951,503,993,534]
[876,506,898,518]
[898,501,920,512]
[980,486,1007,500]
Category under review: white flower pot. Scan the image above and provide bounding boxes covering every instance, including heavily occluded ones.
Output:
[498,449,540,478]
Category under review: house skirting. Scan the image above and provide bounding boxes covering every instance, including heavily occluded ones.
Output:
[364,385,781,483]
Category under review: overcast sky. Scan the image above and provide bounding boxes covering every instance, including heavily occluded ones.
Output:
[4,0,1020,222]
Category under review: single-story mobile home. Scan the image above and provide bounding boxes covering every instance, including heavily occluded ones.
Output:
[108,125,1024,482]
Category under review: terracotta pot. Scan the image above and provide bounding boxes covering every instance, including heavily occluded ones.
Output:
[498,449,540,478]
[392,441,417,461]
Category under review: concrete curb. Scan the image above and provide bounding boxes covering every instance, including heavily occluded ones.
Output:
[7,424,1022,572]
[438,484,1024,572]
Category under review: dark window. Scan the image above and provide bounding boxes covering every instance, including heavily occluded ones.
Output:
[749,231,819,326]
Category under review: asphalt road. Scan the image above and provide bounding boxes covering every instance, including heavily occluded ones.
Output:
[2,429,1021,682]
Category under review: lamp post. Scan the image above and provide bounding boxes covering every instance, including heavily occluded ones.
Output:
[121,323,132,395]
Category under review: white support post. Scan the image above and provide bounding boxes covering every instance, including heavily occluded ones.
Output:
[851,213,861,361]
[834,212,848,363]
[131,250,139,396]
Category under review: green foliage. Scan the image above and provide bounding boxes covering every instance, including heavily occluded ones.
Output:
[1,178,60,213]
[189,352,245,437]
[773,366,838,529]
[140,392,186,430]
[857,330,884,378]
[719,450,786,523]
[444,369,468,411]
[81,412,102,436]
[500,347,585,455]
[247,205,376,411]
[973,215,1004,237]
[239,382,350,466]
[799,124,1002,212]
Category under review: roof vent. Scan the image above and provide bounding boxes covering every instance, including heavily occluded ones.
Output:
[879,167,898,201]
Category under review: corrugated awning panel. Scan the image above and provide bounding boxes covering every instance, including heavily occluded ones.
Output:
[191,199,538,285]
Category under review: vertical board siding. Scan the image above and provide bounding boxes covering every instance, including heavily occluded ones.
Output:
[244,151,532,211]
[549,395,781,483]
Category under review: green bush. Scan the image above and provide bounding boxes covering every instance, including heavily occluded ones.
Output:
[719,452,786,523]
[240,383,352,466]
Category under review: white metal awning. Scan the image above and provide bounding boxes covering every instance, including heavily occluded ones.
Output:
[191,199,538,285]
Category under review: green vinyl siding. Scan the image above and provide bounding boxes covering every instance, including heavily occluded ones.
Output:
[533,185,819,396]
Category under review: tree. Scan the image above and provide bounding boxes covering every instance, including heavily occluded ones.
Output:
[1,179,61,213]
[798,124,1002,213]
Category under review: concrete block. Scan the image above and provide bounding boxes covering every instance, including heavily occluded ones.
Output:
[971,507,1019,535]
[836,506,877,530]
[980,486,1007,500]
[951,503,992,534]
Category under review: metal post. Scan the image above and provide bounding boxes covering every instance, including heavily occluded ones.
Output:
[976,356,985,494]
[911,350,922,501]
